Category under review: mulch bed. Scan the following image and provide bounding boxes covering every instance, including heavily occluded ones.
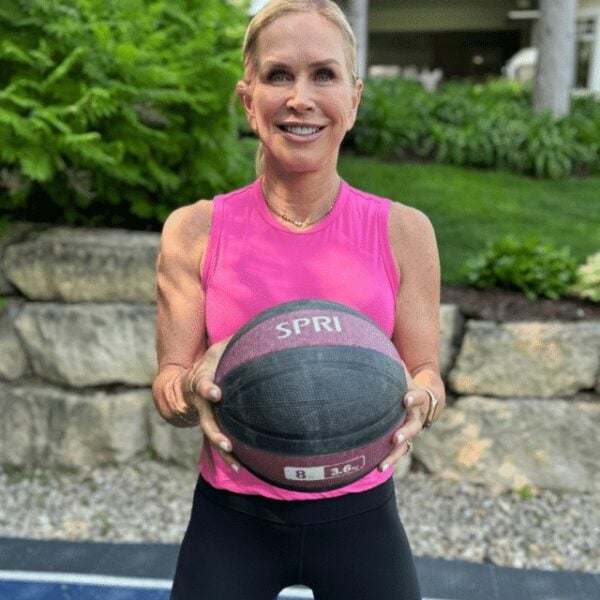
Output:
[441,284,600,322]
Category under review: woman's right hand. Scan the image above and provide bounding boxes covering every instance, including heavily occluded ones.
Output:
[182,337,240,472]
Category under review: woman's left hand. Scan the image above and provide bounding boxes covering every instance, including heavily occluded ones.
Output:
[378,387,429,472]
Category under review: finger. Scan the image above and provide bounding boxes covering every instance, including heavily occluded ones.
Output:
[198,399,232,454]
[197,380,222,403]
[404,388,429,412]
[215,446,240,473]
[378,413,422,471]
[185,338,231,401]
[395,410,424,443]
[379,438,412,471]
[199,408,240,472]
[186,365,221,401]
[196,392,240,473]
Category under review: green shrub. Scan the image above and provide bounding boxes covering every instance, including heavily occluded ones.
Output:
[461,235,579,300]
[571,251,600,302]
[0,0,252,229]
[352,78,600,179]
[349,78,435,160]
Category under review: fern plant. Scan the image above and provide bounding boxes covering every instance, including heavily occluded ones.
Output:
[0,0,252,228]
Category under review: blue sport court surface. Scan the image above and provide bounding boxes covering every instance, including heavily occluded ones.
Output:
[0,537,598,599]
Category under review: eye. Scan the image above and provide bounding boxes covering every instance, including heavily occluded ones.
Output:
[315,68,335,82]
[266,69,291,83]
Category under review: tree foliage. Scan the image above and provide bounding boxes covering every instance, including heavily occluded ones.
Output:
[0,0,252,228]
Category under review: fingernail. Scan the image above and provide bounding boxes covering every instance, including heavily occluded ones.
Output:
[396,433,405,445]
[231,463,240,473]
[209,387,220,400]
[219,440,231,452]
[406,395,414,407]
[380,463,390,472]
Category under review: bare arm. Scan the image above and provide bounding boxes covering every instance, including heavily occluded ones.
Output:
[151,201,237,466]
[380,202,446,469]
[152,201,210,426]
[391,203,445,408]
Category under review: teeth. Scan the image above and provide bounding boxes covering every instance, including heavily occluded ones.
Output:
[283,126,320,135]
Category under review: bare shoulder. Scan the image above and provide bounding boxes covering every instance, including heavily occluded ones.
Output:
[161,199,212,254]
[162,199,212,243]
[388,201,437,263]
[159,199,213,277]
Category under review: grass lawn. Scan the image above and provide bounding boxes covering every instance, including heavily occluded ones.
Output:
[338,154,600,283]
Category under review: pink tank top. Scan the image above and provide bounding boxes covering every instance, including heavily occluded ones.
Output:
[200,178,400,500]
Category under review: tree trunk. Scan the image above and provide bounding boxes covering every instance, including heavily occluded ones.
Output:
[345,0,369,79]
[533,0,577,118]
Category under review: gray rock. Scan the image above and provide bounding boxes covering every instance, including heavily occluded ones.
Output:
[148,407,203,468]
[0,383,150,468]
[415,395,600,493]
[440,304,463,376]
[0,300,28,380]
[0,223,38,295]
[2,227,159,302]
[449,321,600,397]
[13,303,157,387]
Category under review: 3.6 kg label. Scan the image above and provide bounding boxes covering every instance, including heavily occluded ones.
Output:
[284,456,366,482]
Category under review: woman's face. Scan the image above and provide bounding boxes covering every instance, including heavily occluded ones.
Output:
[240,11,362,175]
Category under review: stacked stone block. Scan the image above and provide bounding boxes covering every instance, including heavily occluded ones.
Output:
[0,225,598,492]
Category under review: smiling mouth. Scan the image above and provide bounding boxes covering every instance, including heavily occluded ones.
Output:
[278,125,324,136]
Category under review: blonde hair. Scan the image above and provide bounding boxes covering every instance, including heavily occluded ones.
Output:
[240,0,358,175]
[243,0,358,82]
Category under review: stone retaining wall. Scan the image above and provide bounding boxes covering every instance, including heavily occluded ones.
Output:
[1,226,599,492]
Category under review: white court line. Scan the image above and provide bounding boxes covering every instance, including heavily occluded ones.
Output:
[0,570,172,590]
[279,591,449,600]
[279,588,316,599]
[0,571,450,600]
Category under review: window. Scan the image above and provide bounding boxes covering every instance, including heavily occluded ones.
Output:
[576,17,596,88]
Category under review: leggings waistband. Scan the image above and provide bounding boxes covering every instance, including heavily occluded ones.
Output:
[196,476,395,525]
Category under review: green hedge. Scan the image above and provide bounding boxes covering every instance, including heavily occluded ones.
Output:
[461,235,579,300]
[0,0,253,229]
[350,78,600,179]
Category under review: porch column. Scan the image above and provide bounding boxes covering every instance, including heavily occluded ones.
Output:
[346,0,369,79]
[533,0,577,117]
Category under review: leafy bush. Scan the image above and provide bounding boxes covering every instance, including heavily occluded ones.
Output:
[349,78,435,160]
[351,78,600,179]
[0,0,252,229]
[571,251,600,302]
[461,235,579,300]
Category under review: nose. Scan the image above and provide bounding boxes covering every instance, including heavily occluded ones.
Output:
[286,78,315,112]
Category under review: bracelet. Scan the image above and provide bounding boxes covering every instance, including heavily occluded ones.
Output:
[421,387,439,429]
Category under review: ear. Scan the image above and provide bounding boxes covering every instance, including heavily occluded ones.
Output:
[346,78,363,131]
[236,80,257,132]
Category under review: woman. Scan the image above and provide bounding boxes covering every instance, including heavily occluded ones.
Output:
[152,1,445,598]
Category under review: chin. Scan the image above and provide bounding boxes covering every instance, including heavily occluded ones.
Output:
[281,152,335,174]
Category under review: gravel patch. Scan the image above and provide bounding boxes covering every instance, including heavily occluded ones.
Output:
[0,461,598,573]
[395,472,599,573]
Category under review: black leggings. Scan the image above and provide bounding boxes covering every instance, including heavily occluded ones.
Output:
[171,476,421,600]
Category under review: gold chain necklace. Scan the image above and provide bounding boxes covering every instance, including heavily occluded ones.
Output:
[263,181,340,229]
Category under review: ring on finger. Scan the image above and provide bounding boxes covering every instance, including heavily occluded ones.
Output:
[405,439,413,454]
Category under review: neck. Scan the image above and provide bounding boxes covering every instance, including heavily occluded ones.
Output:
[261,170,341,227]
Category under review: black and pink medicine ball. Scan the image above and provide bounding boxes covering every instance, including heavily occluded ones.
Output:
[214,299,407,491]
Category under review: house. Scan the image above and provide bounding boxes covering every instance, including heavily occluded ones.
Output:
[352,0,600,93]
[250,0,600,94]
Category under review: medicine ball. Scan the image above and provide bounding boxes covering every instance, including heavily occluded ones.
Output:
[214,299,407,492]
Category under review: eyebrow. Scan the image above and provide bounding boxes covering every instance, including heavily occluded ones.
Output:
[261,58,342,70]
